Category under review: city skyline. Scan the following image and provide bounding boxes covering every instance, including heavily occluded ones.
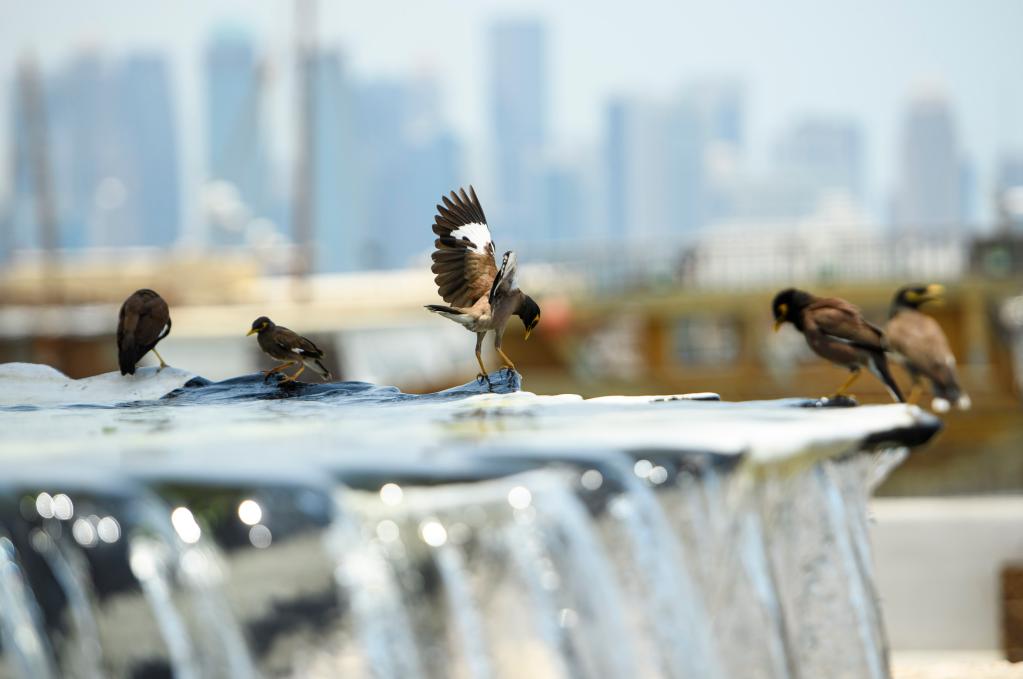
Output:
[2,3,1022,268]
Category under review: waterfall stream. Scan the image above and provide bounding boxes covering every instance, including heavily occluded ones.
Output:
[0,367,940,678]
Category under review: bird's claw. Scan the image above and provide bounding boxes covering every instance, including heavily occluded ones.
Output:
[476,372,493,389]
[500,366,516,378]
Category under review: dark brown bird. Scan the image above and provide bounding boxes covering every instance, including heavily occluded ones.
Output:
[885,284,969,412]
[772,288,904,402]
[117,289,172,375]
[424,186,541,386]
[247,316,332,382]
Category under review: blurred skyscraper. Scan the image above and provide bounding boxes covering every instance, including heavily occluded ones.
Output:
[490,19,547,240]
[6,51,180,252]
[350,77,461,270]
[895,89,962,230]
[774,120,863,203]
[204,27,274,245]
[113,54,181,247]
[308,50,359,273]
[602,81,746,240]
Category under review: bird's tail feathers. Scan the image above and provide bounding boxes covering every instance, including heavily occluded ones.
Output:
[932,380,970,412]
[118,339,137,376]
[867,351,905,403]
[426,304,460,314]
[305,357,332,381]
[425,304,475,328]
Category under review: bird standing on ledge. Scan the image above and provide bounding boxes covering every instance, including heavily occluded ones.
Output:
[885,284,970,412]
[247,316,332,383]
[117,289,171,375]
[772,288,904,403]
[425,186,541,387]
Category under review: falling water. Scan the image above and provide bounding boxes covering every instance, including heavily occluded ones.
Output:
[0,366,941,678]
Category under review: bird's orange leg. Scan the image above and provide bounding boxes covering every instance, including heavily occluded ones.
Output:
[496,347,516,373]
[907,380,923,405]
[280,363,307,383]
[475,333,492,388]
[832,371,861,398]
[151,347,168,371]
[264,361,296,379]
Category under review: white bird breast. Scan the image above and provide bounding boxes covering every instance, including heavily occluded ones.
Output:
[450,222,492,255]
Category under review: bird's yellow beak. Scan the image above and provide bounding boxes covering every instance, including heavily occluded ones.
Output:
[524,328,532,341]
[246,328,257,336]
[923,283,946,306]
[773,303,787,332]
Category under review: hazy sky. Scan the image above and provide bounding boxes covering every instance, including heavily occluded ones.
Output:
[2,0,1022,224]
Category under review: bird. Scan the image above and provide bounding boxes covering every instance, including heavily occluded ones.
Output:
[424,186,541,387]
[246,316,332,383]
[117,289,172,375]
[771,288,905,403]
[885,284,970,413]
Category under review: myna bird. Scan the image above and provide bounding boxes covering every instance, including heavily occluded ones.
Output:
[247,316,332,382]
[117,288,171,375]
[772,288,904,403]
[885,284,970,412]
[424,186,541,386]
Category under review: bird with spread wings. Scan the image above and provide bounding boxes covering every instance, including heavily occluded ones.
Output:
[425,186,541,387]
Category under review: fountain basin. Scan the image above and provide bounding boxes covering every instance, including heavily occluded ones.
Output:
[0,365,939,679]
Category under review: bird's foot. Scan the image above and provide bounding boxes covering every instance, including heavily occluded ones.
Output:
[279,374,299,384]
[476,372,493,389]
[499,365,517,378]
[822,393,858,407]
[157,362,168,372]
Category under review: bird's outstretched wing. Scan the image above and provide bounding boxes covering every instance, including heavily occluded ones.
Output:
[804,298,885,352]
[488,250,518,304]
[431,186,498,308]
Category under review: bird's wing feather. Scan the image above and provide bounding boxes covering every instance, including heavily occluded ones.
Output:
[488,252,518,304]
[431,186,498,308]
[886,311,959,386]
[804,298,885,352]
[134,293,170,350]
[274,326,324,358]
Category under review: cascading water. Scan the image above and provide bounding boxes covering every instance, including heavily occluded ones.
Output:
[0,364,940,678]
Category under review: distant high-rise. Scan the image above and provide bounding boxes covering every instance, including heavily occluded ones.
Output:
[604,99,628,238]
[602,98,670,238]
[113,54,181,247]
[603,82,745,240]
[540,161,582,242]
[352,77,461,270]
[308,50,359,273]
[47,52,112,249]
[205,28,273,245]
[686,80,745,152]
[489,19,547,238]
[7,51,180,251]
[895,89,962,230]
[773,119,864,212]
